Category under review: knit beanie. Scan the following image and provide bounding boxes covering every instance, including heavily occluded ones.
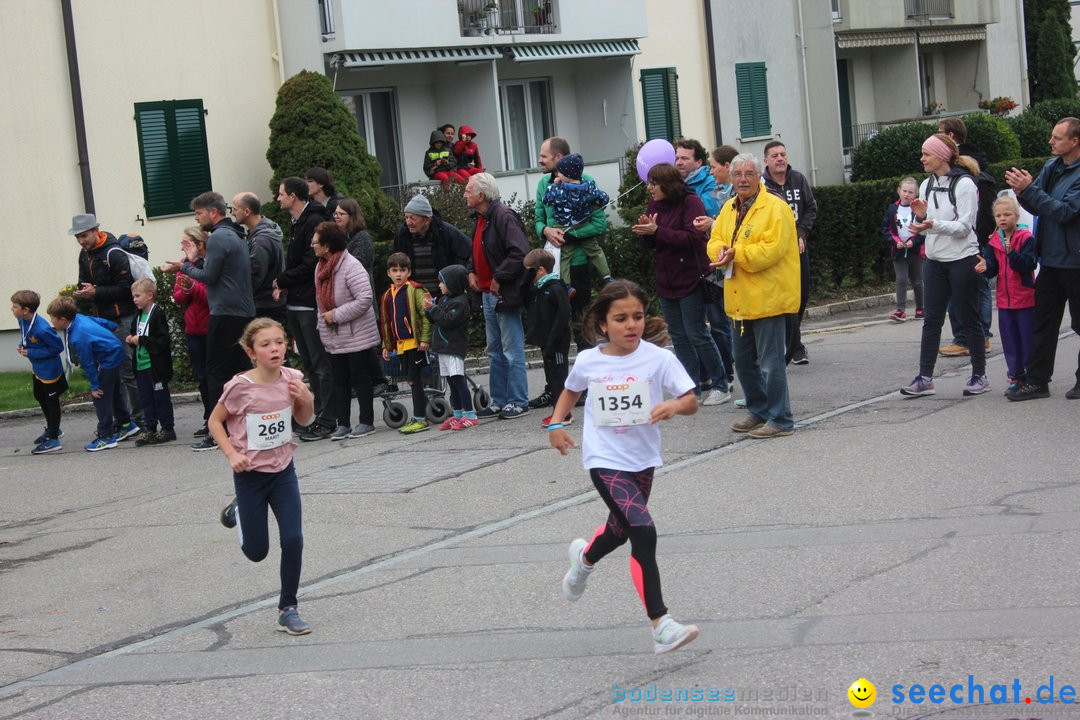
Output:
[404,194,433,217]
[555,153,585,181]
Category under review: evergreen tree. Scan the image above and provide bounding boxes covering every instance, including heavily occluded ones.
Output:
[1026,1,1077,103]
[266,70,394,239]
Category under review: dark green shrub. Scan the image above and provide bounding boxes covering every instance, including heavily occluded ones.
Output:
[1031,9,1078,103]
[850,122,935,181]
[617,144,649,226]
[265,71,395,244]
[959,113,1020,163]
[1026,97,1080,125]
[985,156,1052,183]
[1007,112,1054,158]
[806,178,898,292]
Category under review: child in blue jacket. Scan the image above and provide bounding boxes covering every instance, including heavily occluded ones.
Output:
[12,290,66,454]
[46,296,140,451]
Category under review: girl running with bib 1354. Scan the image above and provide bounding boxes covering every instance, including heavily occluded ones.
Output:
[547,280,701,654]
[208,318,315,635]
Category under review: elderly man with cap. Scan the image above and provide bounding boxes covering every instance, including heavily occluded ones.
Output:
[70,212,143,433]
[392,194,472,295]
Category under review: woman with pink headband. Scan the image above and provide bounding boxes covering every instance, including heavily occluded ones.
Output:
[899,133,990,398]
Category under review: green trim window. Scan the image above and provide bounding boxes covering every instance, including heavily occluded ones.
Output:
[134,100,212,217]
[735,62,772,138]
[640,68,681,141]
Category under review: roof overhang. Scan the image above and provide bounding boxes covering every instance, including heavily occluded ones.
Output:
[836,26,986,49]
[919,26,986,44]
[505,39,640,62]
[332,46,502,68]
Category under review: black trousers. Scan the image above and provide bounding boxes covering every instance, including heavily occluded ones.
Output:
[1027,266,1080,387]
[205,315,253,419]
[785,250,811,361]
[34,375,68,439]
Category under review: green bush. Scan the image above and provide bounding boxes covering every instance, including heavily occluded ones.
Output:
[1026,97,1080,125]
[1007,112,1054,158]
[806,178,898,292]
[959,113,1020,163]
[265,70,395,244]
[850,122,935,181]
[617,144,649,226]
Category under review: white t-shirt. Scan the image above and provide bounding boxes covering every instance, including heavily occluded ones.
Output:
[564,341,695,472]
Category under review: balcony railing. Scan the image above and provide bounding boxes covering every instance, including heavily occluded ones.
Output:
[458,0,557,37]
[905,0,954,20]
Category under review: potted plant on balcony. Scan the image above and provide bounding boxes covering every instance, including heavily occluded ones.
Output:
[484,2,500,31]
[533,0,552,28]
[978,96,1018,116]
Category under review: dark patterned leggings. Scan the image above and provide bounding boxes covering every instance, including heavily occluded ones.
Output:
[583,467,667,620]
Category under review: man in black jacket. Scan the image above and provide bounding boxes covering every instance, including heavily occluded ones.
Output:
[393,194,471,295]
[71,213,143,432]
[273,176,334,440]
[465,173,531,420]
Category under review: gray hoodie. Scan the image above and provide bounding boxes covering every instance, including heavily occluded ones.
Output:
[249,217,285,310]
[182,218,255,317]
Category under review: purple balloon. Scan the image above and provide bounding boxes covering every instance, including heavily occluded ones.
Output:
[636,139,676,183]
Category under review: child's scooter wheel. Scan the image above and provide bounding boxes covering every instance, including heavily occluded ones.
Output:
[472,387,492,411]
[382,401,409,429]
[425,397,452,423]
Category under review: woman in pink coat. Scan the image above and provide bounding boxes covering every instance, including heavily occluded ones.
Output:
[312,221,381,439]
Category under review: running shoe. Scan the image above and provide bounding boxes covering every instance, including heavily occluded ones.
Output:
[498,404,530,420]
[439,417,461,431]
[116,421,141,441]
[32,438,62,455]
[562,538,592,601]
[652,615,700,655]
[153,429,177,444]
[85,434,118,452]
[133,431,158,447]
[220,498,237,529]
[329,425,350,441]
[399,419,430,434]
[889,309,907,323]
[1006,382,1049,401]
[528,391,554,409]
[193,424,209,438]
[34,428,64,445]
[962,374,991,396]
[914,309,925,319]
[453,417,479,430]
[790,347,809,365]
[191,436,218,452]
[701,389,731,406]
[899,375,935,397]
[277,606,311,635]
[348,423,376,438]
[475,406,499,418]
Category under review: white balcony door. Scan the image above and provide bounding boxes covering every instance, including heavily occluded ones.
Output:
[500,79,553,170]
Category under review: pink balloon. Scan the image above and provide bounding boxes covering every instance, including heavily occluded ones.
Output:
[636,139,676,183]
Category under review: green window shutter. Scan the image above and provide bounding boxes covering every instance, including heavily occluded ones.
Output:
[134,99,211,217]
[640,68,681,141]
[735,62,771,137]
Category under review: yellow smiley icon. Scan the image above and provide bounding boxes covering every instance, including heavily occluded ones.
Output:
[848,678,876,708]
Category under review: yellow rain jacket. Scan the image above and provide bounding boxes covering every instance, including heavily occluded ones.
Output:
[707,188,800,322]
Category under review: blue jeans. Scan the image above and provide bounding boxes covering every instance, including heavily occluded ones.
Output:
[659,286,725,394]
[92,365,131,438]
[733,315,793,430]
[705,300,734,386]
[948,273,993,343]
[482,292,528,408]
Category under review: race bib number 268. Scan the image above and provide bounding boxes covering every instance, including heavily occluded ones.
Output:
[245,407,292,451]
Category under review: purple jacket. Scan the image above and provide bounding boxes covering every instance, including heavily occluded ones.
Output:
[316,252,380,354]
[641,193,710,299]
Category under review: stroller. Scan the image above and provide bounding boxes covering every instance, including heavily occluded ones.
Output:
[379,351,491,428]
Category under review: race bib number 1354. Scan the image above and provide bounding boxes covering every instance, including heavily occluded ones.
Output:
[590,379,651,427]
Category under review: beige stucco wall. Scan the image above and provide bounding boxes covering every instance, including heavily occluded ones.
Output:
[633,0,716,147]
[0,0,283,342]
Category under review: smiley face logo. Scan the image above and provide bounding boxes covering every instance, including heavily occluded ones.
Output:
[848,678,876,708]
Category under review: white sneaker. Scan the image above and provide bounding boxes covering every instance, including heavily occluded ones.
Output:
[561,538,592,601]
[701,389,731,406]
[652,615,699,654]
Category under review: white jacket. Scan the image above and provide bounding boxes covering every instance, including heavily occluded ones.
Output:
[918,171,980,262]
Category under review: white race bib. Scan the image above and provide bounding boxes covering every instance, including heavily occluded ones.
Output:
[245,407,292,451]
[590,379,651,427]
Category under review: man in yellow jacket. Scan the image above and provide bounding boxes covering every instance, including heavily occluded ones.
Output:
[707,153,800,439]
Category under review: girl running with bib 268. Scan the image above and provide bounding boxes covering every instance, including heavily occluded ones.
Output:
[547,280,701,654]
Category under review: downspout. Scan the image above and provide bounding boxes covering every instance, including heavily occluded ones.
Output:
[796,0,817,184]
[61,0,94,214]
[271,0,286,84]
[702,0,723,146]
[1016,0,1030,107]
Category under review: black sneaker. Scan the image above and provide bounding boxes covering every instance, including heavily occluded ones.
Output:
[475,406,499,418]
[372,382,390,397]
[790,347,809,365]
[528,391,553,409]
[134,431,158,447]
[220,498,237,528]
[298,424,333,442]
[192,436,217,452]
[1006,382,1050,401]
[1066,382,1080,400]
[193,424,209,438]
[152,429,177,444]
[498,404,530,420]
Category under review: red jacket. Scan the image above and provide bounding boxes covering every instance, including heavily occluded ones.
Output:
[172,271,210,336]
[453,125,483,171]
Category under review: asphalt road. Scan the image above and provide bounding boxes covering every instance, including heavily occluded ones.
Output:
[1,307,1079,720]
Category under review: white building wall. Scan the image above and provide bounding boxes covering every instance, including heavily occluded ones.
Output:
[0,0,282,352]
[987,0,1030,108]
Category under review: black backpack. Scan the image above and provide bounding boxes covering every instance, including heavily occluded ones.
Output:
[946,169,997,247]
[118,233,150,260]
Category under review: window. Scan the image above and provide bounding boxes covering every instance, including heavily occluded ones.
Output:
[500,79,553,170]
[340,90,402,190]
[319,0,335,40]
[640,68,681,141]
[134,100,211,218]
[735,62,771,139]
[831,0,842,21]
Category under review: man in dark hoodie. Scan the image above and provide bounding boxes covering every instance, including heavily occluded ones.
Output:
[394,194,472,295]
[273,176,335,440]
[164,192,254,450]
[232,192,286,325]
[71,212,143,428]
[763,141,817,366]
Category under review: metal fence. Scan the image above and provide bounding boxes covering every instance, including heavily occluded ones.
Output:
[458,0,557,37]
[904,0,954,20]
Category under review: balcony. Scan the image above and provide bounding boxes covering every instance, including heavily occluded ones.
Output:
[904,0,953,21]
[458,0,557,37]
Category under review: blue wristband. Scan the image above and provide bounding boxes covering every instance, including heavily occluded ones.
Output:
[546,423,564,431]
